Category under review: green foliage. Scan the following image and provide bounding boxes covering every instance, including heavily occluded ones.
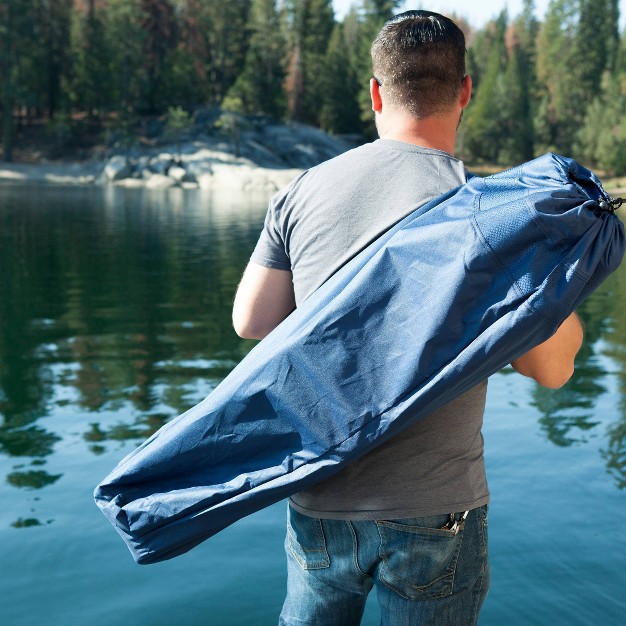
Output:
[499,44,534,164]
[320,23,362,134]
[576,76,626,175]
[216,100,251,157]
[162,105,191,160]
[354,0,401,137]
[1,0,625,173]
[70,3,111,116]
[283,0,335,125]
[202,1,251,104]
[164,106,192,136]
[40,0,74,119]
[103,0,146,114]
[461,12,508,162]
[576,0,612,96]
[105,110,140,154]
[467,10,508,91]
[46,112,75,157]
[223,0,286,117]
[139,0,178,113]
[535,0,584,154]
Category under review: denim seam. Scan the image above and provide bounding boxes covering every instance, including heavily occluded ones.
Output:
[286,513,330,570]
[479,505,488,558]
[470,506,490,622]
[286,535,329,570]
[347,521,368,577]
[470,565,485,624]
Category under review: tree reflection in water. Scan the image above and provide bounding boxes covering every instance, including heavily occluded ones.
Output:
[0,185,265,525]
[528,261,626,487]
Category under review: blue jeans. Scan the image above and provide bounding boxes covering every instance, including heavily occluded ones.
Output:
[279,504,489,626]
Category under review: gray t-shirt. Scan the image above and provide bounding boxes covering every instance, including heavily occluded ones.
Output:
[251,139,489,518]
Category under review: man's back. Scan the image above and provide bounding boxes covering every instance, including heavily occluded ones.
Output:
[253,139,468,304]
[251,139,490,520]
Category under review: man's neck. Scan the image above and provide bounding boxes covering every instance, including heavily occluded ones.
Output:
[377,112,459,157]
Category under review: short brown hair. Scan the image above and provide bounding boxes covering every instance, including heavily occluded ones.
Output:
[371,10,466,119]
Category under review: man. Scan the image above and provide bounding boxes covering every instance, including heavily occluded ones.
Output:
[232,10,583,626]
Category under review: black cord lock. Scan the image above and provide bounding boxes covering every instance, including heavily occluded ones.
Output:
[598,197,625,213]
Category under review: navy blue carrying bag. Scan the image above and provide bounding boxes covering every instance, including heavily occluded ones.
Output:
[95,153,625,564]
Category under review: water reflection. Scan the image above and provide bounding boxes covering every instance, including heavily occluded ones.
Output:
[595,259,626,489]
[0,425,60,457]
[526,263,626,487]
[603,421,626,488]
[6,469,62,489]
[84,413,171,445]
[530,302,607,447]
[0,185,625,534]
[0,184,267,523]
[11,518,48,528]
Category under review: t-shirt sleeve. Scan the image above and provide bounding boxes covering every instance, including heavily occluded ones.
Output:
[250,176,301,270]
[250,206,291,270]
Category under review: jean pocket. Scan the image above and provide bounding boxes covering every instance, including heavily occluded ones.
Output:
[376,515,464,600]
[286,506,330,570]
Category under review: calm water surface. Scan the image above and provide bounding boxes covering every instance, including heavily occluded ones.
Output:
[0,184,625,625]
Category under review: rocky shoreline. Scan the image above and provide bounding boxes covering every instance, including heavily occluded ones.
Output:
[0,121,358,192]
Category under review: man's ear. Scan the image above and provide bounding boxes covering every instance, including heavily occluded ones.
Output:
[370,78,383,112]
[460,75,472,109]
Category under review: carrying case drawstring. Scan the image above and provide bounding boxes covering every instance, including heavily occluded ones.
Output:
[598,197,625,213]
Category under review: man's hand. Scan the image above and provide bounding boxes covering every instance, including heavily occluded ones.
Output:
[232,262,296,340]
[511,312,583,388]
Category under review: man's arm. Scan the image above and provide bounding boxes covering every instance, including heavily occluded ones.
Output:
[511,312,583,389]
[232,262,296,340]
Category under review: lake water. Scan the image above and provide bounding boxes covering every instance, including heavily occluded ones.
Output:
[0,183,624,626]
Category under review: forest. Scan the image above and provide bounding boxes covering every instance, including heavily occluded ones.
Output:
[0,0,625,173]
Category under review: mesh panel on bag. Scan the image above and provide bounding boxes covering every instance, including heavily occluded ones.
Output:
[476,179,552,294]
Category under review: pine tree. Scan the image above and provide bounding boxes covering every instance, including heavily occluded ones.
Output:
[0,0,18,160]
[161,0,209,108]
[534,0,579,154]
[574,0,622,169]
[320,22,361,134]
[224,0,286,117]
[162,0,251,108]
[71,1,111,116]
[207,1,251,104]
[461,11,508,162]
[354,0,400,138]
[514,0,539,158]
[43,0,73,118]
[0,0,41,160]
[103,0,145,133]
[576,0,611,99]
[495,3,538,163]
[466,14,506,91]
[603,0,620,73]
[283,0,334,126]
[499,39,534,164]
[516,0,539,68]
[576,72,626,174]
[140,0,177,113]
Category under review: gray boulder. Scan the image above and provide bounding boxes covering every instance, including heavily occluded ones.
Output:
[168,165,187,183]
[104,156,132,181]
[149,156,174,175]
[145,174,177,189]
